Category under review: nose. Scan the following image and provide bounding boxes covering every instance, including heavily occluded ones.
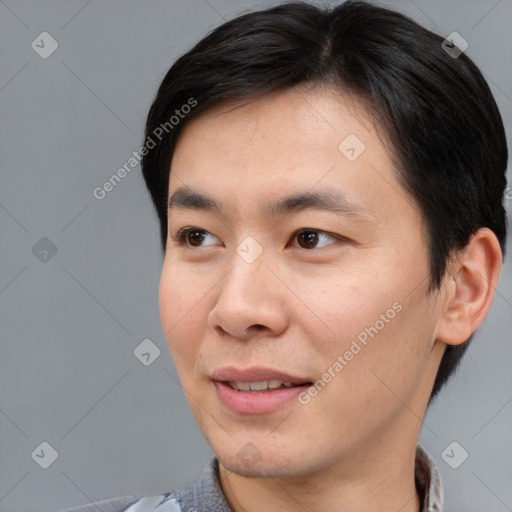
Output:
[207,250,289,341]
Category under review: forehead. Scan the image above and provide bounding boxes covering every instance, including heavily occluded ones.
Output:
[169,86,415,222]
[174,85,380,155]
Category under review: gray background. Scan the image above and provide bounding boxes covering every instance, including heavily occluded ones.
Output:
[0,0,511,511]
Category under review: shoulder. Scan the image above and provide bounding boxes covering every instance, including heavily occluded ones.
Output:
[58,493,183,512]
[57,458,231,512]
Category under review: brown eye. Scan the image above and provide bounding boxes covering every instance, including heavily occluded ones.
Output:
[293,229,338,250]
[185,229,206,246]
[176,228,218,247]
[297,230,319,249]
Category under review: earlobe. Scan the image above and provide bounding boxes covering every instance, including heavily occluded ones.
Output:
[435,228,503,347]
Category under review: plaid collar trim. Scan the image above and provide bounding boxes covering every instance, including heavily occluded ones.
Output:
[415,444,444,511]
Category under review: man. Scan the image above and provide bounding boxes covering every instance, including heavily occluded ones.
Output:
[61,1,508,510]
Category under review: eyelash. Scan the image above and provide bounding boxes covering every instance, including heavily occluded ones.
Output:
[172,227,345,251]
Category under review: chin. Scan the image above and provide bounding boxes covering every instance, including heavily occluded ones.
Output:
[213,438,321,480]
[218,454,299,479]
[219,457,276,478]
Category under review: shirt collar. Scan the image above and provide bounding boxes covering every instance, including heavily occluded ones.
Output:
[415,444,444,511]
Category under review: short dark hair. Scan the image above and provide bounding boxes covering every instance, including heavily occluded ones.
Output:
[140,0,508,403]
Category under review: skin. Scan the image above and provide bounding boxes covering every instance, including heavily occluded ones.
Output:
[159,85,502,512]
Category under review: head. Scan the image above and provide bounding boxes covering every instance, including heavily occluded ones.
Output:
[141,0,507,477]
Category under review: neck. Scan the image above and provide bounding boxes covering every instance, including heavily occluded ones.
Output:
[218,438,422,512]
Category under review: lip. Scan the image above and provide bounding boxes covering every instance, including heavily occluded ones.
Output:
[210,366,312,415]
[210,366,311,385]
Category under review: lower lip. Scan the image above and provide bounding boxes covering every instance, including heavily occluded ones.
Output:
[213,381,310,415]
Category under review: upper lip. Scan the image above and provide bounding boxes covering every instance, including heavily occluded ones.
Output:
[210,366,312,385]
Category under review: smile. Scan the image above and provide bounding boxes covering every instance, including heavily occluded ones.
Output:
[227,380,298,392]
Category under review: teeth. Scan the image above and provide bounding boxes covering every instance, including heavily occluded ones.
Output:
[235,381,250,391]
[228,380,297,392]
[250,380,269,391]
[268,379,283,389]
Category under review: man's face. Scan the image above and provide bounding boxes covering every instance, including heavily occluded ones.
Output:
[159,86,445,478]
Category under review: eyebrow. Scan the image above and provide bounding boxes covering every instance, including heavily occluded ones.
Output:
[168,186,374,221]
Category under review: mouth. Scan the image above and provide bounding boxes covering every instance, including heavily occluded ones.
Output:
[225,380,312,392]
[210,367,313,415]
[210,366,313,388]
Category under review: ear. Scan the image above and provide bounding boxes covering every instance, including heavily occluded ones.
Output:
[435,227,503,346]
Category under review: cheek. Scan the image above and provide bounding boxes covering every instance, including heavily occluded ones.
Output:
[159,261,207,364]
[296,265,431,389]
[326,292,435,416]
[289,269,399,351]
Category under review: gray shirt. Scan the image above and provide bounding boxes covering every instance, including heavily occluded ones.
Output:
[59,444,443,512]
